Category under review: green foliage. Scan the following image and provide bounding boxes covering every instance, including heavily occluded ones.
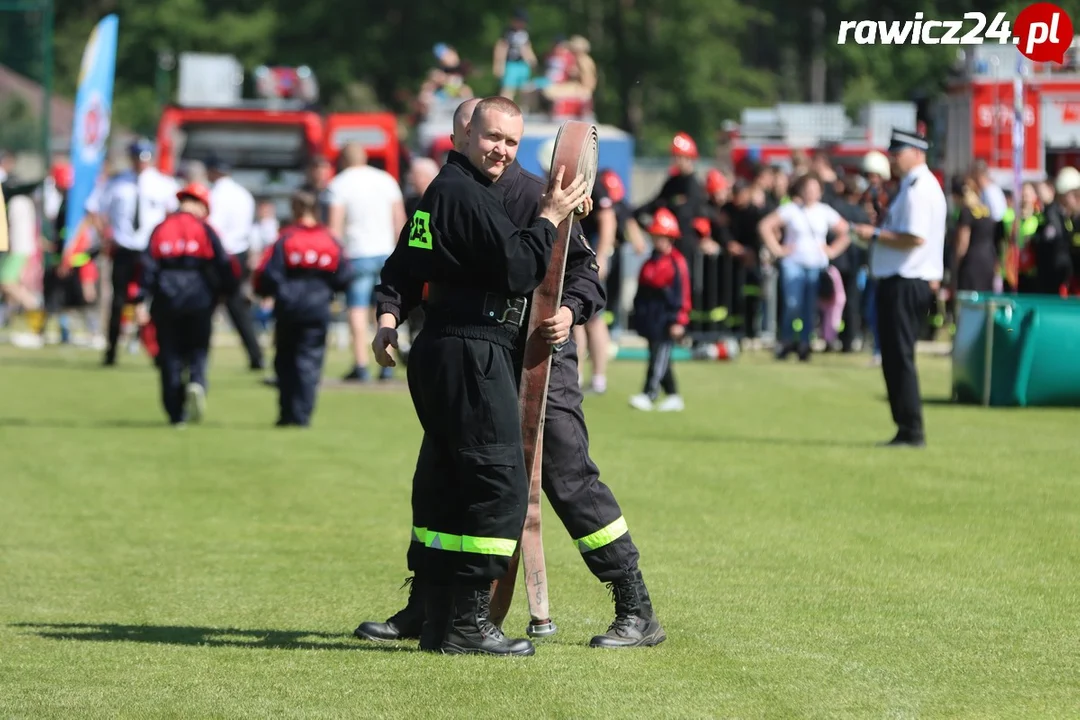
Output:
[41,0,1080,155]
[0,95,42,152]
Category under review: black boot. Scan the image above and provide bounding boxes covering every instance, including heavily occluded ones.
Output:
[441,583,535,656]
[354,576,425,641]
[589,569,666,648]
[419,583,452,652]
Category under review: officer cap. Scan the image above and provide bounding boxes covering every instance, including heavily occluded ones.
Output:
[888,129,929,153]
[129,137,154,161]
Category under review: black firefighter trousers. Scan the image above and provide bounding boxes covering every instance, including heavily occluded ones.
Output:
[274,320,328,427]
[406,336,639,584]
[406,331,528,584]
[155,308,212,424]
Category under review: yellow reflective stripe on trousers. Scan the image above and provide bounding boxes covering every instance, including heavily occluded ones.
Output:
[574,516,629,553]
[425,530,516,557]
[411,526,426,543]
[461,536,516,556]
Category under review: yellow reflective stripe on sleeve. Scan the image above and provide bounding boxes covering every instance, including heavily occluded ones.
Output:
[424,530,516,556]
[461,536,517,557]
[574,516,629,553]
[411,526,426,543]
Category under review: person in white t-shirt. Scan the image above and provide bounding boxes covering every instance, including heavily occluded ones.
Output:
[757,173,850,360]
[328,143,406,381]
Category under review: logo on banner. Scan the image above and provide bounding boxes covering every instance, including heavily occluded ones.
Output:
[75,91,110,164]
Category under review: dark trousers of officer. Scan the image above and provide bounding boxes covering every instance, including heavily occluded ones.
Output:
[643,339,678,399]
[876,276,933,440]
[106,247,141,359]
[274,320,328,426]
[406,331,527,584]
[155,309,212,424]
[224,251,264,369]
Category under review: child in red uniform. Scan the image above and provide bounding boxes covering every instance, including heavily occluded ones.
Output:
[629,208,691,412]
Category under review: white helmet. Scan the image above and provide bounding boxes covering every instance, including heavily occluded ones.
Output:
[1055,166,1080,194]
[537,137,556,176]
[862,150,891,180]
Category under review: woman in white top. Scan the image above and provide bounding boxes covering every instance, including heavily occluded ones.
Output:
[757,173,850,360]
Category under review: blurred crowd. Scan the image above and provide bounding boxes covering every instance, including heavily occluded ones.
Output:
[416,8,596,122]
[614,132,1080,367]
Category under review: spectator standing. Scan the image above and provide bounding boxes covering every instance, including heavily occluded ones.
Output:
[493,9,536,100]
[757,173,850,361]
[328,143,406,382]
[92,139,178,366]
[972,160,1008,222]
[207,157,264,371]
[950,177,997,294]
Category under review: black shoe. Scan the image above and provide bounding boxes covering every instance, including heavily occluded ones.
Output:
[589,569,666,648]
[797,343,811,362]
[775,343,794,360]
[877,433,926,448]
[354,576,426,642]
[102,351,116,367]
[342,366,369,382]
[441,583,535,656]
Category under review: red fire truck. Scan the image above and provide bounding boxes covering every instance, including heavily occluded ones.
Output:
[940,40,1080,188]
[720,101,918,178]
[155,55,401,218]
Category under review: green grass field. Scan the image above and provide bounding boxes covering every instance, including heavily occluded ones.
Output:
[1,342,1077,719]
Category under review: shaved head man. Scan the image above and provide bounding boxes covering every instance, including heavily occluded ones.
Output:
[465,96,523,182]
[450,98,481,153]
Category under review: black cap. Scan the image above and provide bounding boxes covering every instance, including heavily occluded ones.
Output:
[889,129,929,152]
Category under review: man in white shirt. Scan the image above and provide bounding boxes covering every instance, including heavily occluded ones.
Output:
[92,139,178,366]
[207,157,263,370]
[328,143,406,381]
[854,129,946,448]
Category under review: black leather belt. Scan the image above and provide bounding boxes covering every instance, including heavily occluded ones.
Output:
[425,282,528,328]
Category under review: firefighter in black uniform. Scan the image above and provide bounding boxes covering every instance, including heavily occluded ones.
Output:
[633,133,707,261]
[135,183,238,427]
[1033,167,1080,294]
[362,96,589,657]
[356,153,666,651]
[254,191,355,427]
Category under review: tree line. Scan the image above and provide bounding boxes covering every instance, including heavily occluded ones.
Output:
[3,0,1078,155]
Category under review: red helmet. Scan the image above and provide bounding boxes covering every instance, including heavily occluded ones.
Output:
[51,163,74,191]
[177,182,211,211]
[691,217,712,237]
[705,168,727,195]
[648,208,680,238]
[671,132,698,158]
[600,169,625,203]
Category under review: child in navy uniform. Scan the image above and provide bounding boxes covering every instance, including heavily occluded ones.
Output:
[136,183,239,427]
[629,208,691,412]
[254,191,355,427]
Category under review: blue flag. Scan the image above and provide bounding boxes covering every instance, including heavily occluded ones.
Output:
[64,14,118,250]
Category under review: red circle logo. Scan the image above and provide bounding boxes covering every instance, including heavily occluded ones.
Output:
[1013,3,1074,63]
